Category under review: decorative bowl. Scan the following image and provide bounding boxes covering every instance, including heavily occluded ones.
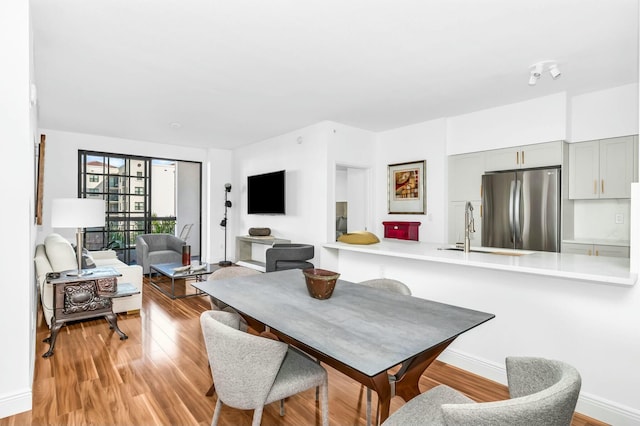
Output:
[302,268,340,300]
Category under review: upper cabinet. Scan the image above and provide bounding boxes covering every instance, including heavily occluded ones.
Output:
[448,152,485,201]
[568,136,638,199]
[484,141,564,172]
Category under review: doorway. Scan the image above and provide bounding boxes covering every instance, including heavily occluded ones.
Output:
[335,164,371,240]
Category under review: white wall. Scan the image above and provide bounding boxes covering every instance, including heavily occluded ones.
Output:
[446,93,568,155]
[376,119,448,243]
[232,122,329,264]
[0,0,34,417]
[207,148,234,264]
[570,83,639,142]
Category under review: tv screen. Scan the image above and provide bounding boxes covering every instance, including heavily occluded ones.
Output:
[247,170,286,214]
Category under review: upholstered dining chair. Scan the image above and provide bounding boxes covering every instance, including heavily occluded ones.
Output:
[265,243,314,272]
[200,310,329,426]
[357,278,412,426]
[382,356,582,426]
[204,266,262,396]
[206,266,261,323]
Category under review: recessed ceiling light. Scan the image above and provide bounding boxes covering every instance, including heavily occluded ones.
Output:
[170,122,182,129]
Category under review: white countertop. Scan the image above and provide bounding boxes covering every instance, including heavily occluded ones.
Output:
[323,240,637,286]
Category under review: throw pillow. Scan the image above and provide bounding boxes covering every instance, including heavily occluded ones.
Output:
[81,248,97,269]
[44,233,79,272]
[72,244,97,269]
[337,231,380,245]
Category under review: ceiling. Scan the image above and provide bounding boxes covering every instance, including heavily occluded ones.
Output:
[31,0,639,150]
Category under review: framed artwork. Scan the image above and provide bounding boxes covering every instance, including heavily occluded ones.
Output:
[387,160,426,214]
[35,134,46,225]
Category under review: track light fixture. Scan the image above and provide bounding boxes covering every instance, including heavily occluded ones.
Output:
[548,63,561,80]
[528,61,561,86]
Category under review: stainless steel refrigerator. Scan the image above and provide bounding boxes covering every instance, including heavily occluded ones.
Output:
[481,167,561,252]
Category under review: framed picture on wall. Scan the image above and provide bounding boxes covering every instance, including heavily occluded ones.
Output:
[387,160,426,214]
[35,134,46,225]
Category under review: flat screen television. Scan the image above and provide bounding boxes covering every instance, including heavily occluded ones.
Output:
[247,170,286,214]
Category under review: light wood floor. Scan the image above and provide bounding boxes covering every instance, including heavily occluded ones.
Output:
[2,277,607,426]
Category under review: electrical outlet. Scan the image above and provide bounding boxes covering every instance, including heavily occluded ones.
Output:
[615,213,624,224]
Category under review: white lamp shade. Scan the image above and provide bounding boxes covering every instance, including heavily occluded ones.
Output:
[51,198,106,228]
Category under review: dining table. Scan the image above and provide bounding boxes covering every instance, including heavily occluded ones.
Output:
[192,268,495,424]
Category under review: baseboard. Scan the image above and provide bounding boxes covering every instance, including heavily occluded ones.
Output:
[0,388,31,419]
[438,349,640,426]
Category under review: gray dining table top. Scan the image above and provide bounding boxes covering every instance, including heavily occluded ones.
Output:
[193,268,494,377]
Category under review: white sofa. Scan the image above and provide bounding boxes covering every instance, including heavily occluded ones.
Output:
[34,233,143,328]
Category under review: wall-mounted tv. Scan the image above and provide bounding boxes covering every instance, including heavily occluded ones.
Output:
[247,170,286,214]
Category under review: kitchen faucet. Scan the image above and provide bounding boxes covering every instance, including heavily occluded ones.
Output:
[464,201,475,253]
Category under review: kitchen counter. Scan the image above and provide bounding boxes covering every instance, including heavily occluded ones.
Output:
[323,239,637,286]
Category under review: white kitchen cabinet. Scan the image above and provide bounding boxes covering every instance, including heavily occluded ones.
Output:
[568,136,637,199]
[448,200,482,246]
[562,242,629,258]
[484,141,563,172]
[448,152,485,202]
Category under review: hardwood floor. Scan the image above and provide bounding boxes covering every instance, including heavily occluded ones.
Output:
[2,277,607,426]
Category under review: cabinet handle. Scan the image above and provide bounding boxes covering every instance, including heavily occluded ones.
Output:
[521,150,525,165]
[596,250,599,256]
[480,205,483,217]
[593,180,597,194]
[601,179,604,194]
[516,152,519,165]
[588,249,592,256]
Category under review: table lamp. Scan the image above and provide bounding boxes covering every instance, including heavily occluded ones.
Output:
[51,198,106,276]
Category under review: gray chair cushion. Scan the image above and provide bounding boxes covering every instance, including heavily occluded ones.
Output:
[382,385,473,426]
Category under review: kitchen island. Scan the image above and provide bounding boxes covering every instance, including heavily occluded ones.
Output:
[321,238,639,425]
[323,239,636,286]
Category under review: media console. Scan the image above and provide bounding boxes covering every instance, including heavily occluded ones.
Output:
[235,235,290,272]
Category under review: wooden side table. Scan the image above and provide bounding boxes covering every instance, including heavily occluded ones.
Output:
[42,267,140,358]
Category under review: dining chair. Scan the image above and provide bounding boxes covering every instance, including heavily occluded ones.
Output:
[265,243,315,272]
[357,278,412,426]
[204,266,261,396]
[382,356,582,426]
[207,265,261,324]
[200,310,329,426]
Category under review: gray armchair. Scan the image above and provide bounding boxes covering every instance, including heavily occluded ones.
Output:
[200,310,329,426]
[382,356,582,426]
[135,233,186,274]
[265,243,314,272]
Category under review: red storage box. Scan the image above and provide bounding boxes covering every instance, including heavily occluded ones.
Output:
[383,221,421,241]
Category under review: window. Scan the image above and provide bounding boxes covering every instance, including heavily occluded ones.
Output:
[79,151,201,265]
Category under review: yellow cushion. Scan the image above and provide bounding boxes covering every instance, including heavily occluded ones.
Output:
[337,231,380,245]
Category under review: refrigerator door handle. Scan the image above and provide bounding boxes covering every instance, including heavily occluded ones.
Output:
[508,180,515,243]
[514,179,522,243]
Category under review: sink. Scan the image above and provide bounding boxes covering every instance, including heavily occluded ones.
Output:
[438,247,531,256]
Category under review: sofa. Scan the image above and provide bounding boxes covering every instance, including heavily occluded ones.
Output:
[34,233,143,328]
